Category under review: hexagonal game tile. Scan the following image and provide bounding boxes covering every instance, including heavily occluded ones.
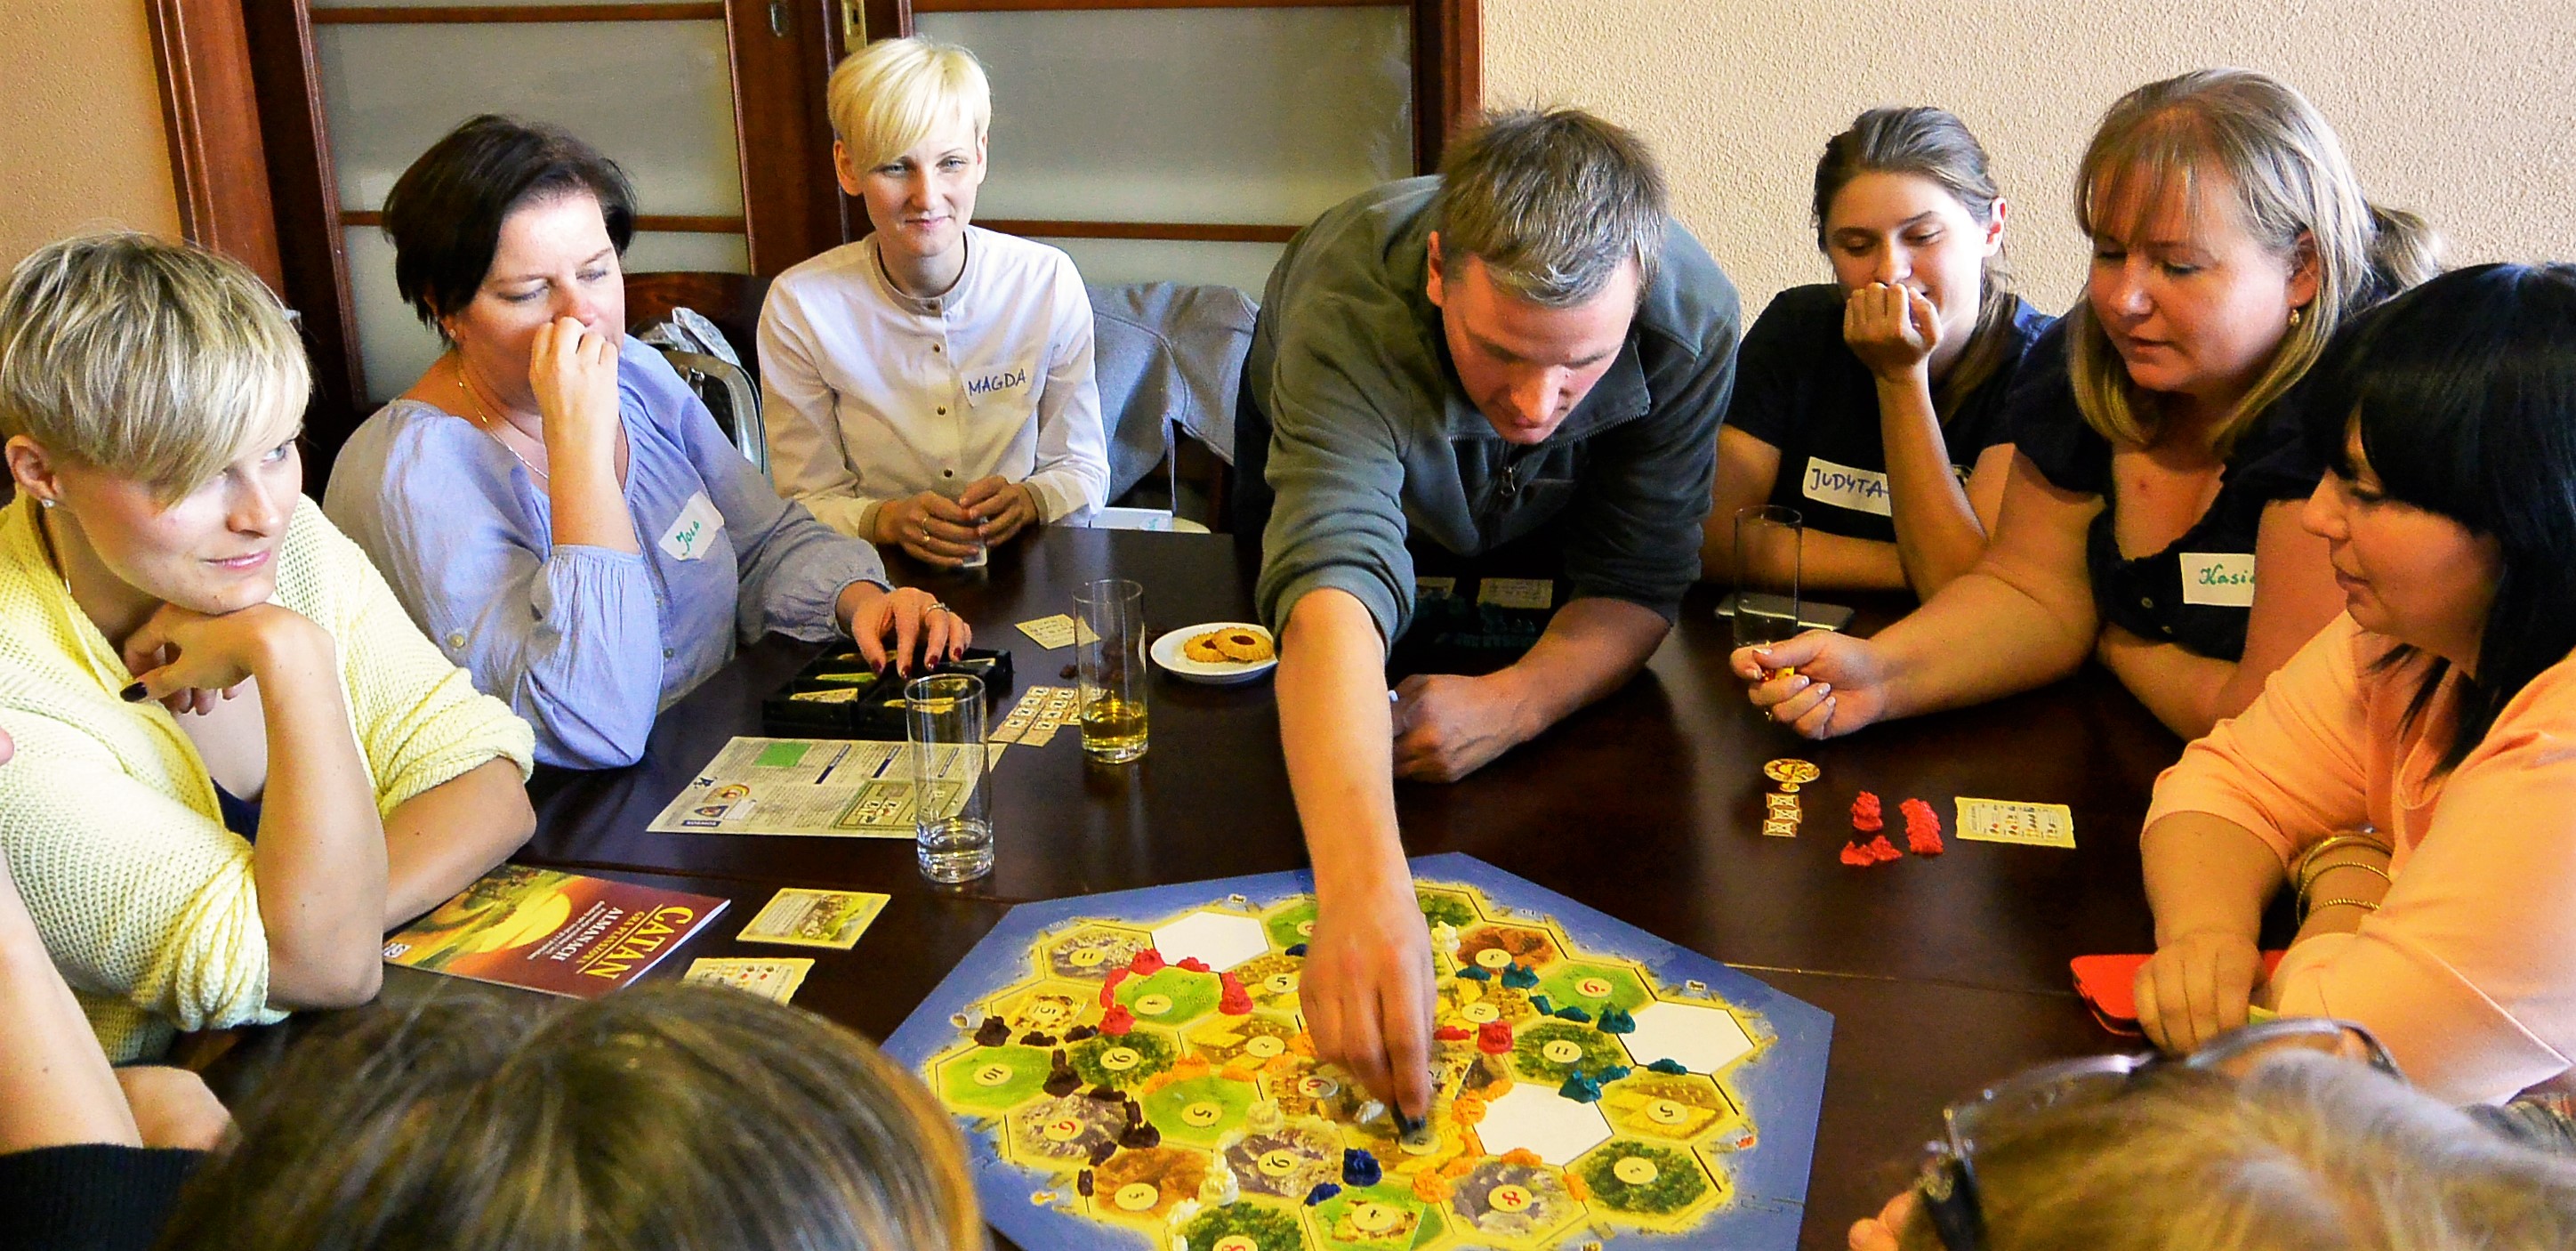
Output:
[1535,960,1652,1015]
[1617,999,1756,1075]
[1474,1080,1612,1167]
[1042,924,1154,981]
[1446,1157,1585,1247]
[1142,1073,1257,1146]
[1114,965,1222,1028]
[1573,1138,1727,1227]
[1152,909,1272,972]
[1600,1072,1743,1144]
[1261,900,1319,951]
[935,1044,1052,1114]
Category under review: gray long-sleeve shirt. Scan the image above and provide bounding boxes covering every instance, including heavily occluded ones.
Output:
[1246,177,1742,645]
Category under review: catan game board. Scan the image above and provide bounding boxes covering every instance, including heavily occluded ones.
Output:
[883,854,1832,1250]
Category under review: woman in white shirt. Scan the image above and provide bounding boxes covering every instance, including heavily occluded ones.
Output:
[760,36,1109,568]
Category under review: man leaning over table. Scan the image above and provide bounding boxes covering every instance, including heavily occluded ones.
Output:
[1238,108,1742,1117]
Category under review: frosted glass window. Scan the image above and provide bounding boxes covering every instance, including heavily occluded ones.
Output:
[1035,238,1285,300]
[917,8,1410,224]
[344,228,749,404]
[315,20,741,216]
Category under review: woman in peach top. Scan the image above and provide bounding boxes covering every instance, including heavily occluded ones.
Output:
[2136,262,2576,1103]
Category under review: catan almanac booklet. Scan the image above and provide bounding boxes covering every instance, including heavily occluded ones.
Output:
[383,864,729,997]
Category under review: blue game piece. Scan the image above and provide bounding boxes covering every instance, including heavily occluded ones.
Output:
[1457,965,1491,981]
[1596,1005,1638,1035]
[1595,1064,1631,1083]
[1528,994,1555,1016]
[1557,1072,1604,1102]
[1555,1005,1592,1023]
[1303,1182,1341,1207]
[1284,943,1308,957]
[1646,1058,1689,1076]
[1340,1148,1381,1187]
[1500,963,1541,989]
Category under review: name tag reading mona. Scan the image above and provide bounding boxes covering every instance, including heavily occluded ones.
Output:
[2180,552,2257,607]
[658,490,726,561]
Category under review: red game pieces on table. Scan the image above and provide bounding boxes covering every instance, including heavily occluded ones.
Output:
[1904,797,1945,855]
[1099,1004,1135,1035]
[1476,1020,1514,1054]
[1851,791,1883,833]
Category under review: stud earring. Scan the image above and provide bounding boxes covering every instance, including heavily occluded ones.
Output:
[36,497,55,510]
[2288,306,2306,328]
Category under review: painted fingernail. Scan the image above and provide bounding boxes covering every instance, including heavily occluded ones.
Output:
[120,682,149,703]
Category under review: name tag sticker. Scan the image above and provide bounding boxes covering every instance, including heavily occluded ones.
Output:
[962,357,1036,408]
[2180,552,2257,607]
[1801,456,1893,517]
[657,490,726,562]
[1477,577,1554,610]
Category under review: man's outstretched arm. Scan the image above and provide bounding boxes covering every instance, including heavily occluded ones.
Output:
[1278,587,1437,1118]
[1393,596,1670,781]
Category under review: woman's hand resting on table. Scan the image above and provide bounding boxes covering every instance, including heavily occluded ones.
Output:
[1728,630,1893,740]
[2134,927,2265,1053]
[838,583,970,676]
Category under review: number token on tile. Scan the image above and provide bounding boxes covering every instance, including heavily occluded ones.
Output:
[1113,1182,1160,1212]
[1100,1046,1142,1071]
[1215,1238,1259,1251]
[1490,1184,1533,1213]
[1542,1038,1585,1064]
[1244,1035,1286,1059]
[1475,948,1513,970]
[1575,976,1614,998]
[972,1062,1016,1087]
[1135,993,1174,1016]
[1069,948,1105,968]
[1614,1156,1660,1185]
[1461,1002,1501,1023]
[1181,1101,1224,1127]
[1646,1098,1690,1126]
[1260,1150,1301,1177]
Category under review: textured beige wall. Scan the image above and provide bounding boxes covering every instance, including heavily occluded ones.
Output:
[0,0,181,266]
[1485,1,2576,318]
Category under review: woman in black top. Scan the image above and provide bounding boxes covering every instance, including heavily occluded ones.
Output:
[1735,69,2441,741]
[1707,107,2049,598]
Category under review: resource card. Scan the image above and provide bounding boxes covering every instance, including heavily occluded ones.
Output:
[1954,797,2077,849]
[682,956,814,1004]
[738,887,890,949]
[1017,615,1081,650]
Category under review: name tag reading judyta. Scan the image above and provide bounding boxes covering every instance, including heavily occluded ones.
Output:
[2179,552,2257,607]
[658,490,727,562]
[1801,456,1893,517]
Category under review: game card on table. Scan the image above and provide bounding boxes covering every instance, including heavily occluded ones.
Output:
[1954,797,2077,848]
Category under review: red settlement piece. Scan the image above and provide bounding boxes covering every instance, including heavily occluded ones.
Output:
[1850,791,1883,833]
[1099,1005,1137,1036]
[1477,1021,1515,1054]
[1433,1025,1472,1042]
[1217,973,1253,1015]
[1176,956,1212,973]
[1903,798,1944,856]
[1129,948,1167,975]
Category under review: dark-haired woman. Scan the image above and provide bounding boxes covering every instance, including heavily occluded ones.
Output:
[1704,107,2048,597]
[2133,263,2576,1105]
[324,116,968,769]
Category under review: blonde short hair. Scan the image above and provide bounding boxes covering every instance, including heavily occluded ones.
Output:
[0,234,308,501]
[2067,69,2439,456]
[1900,1052,2576,1251]
[827,36,992,171]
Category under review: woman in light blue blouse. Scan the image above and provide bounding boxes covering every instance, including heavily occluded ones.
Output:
[325,116,967,769]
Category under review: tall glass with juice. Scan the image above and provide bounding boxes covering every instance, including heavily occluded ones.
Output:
[1733,505,1804,650]
[1075,577,1148,762]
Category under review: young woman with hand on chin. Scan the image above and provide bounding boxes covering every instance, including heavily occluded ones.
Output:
[2132,263,2576,1104]
[759,36,1107,566]
[1735,69,2439,742]
[1707,107,2048,598]
[0,235,536,1064]
[326,116,964,770]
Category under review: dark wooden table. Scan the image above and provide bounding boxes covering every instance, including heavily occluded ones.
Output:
[226,526,2185,1249]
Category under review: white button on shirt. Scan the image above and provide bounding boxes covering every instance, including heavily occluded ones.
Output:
[758,228,1111,540]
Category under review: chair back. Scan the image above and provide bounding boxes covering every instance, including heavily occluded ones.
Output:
[626,271,773,375]
[656,348,769,481]
[1088,281,1256,525]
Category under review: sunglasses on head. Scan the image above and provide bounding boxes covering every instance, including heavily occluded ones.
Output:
[1914,1016,2399,1251]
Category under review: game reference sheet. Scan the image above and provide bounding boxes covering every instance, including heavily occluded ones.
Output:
[884,854,1832,1251]
[1953,798,2078,849]
[683,956,813,1004]
[648,737,1002,838]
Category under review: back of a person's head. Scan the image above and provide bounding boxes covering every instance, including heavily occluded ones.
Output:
[1429,107,1668,306]
[1899,1053,2576,1251]
[154,982,982,1251]
[0,232,308,502]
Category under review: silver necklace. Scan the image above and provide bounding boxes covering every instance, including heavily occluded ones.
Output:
[453,369,549,482]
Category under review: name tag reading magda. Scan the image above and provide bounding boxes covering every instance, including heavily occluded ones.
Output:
[658,490,726,561]
[1802,456,1893,517]
[2180,552,2257,607]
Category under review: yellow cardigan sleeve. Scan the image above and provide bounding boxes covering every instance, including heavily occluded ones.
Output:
[0,714,283,1062]
[301,507,536,806]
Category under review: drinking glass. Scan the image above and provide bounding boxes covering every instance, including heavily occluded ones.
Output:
[906,673,993,883]
[1733,505,1804,650]
[1074,577,1149,763]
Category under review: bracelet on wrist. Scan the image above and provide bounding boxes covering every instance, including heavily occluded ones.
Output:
[2301,896,2382,923]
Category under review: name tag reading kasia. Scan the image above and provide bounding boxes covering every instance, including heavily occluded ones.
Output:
[2179,552,2257,608]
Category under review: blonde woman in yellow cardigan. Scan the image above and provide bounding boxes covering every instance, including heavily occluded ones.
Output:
[0,235,537,1062]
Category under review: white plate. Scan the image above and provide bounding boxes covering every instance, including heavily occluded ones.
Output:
[1151,623,1278,685]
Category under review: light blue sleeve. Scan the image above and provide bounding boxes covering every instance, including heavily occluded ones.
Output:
[624,342,889,645]
[321,405,666,770]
